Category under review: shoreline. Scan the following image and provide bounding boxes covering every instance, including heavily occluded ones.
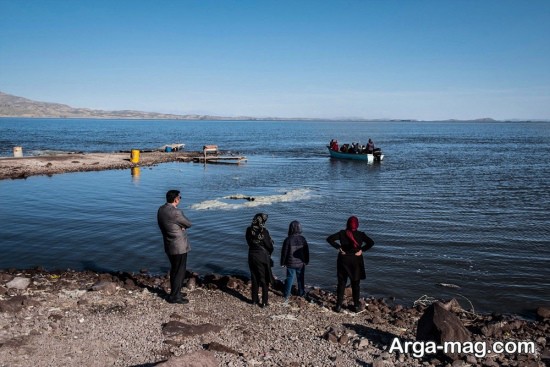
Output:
[0,151,215,180]
[1,267,548,366]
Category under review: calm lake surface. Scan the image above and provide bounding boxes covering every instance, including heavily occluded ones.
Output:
[1,118,549,316]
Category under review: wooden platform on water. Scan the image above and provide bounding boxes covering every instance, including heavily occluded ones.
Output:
[192,156,247,165]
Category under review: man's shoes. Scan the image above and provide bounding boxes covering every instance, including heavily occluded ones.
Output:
[168,298,189,304]
[333,304,342,313]
[259,303,269,308]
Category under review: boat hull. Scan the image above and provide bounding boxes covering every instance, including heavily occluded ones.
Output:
[327,147,384,163]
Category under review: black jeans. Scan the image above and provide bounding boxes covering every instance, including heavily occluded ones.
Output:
[168,252,188,301]
[250,271,269,305]
[336,275,360,307]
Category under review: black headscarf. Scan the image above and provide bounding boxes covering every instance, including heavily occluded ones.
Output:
[250,213,268,246]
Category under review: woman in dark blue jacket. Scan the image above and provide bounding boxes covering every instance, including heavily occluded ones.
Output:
[280,220,309,302]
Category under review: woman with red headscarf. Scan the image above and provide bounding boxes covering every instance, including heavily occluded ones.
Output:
[326,216,374,313]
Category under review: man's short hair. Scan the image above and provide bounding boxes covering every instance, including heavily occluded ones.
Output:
[166,190,180,203]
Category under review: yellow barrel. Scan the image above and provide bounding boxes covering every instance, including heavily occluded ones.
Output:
[130,149,140,163]
[13,146,23,157]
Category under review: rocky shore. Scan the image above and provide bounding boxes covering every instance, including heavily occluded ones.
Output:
[0,151,202,180]
[0,268,548,367]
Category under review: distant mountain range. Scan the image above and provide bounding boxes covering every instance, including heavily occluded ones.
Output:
[0,91,545,122]
[0,91,248,120]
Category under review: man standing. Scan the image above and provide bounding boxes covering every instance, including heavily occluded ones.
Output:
[157,190,192,304]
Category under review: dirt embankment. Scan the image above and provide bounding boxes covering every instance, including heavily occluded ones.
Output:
[0,151,199,180]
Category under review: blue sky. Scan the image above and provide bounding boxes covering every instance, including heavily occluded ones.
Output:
[1,0,549,120]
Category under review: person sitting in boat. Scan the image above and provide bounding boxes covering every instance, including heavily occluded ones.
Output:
[340,143,349,153]
[366,139,374,154]
[348,143,357,154]
[329,139,339,151]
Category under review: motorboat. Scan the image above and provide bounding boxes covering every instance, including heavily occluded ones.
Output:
[327,146,384,163]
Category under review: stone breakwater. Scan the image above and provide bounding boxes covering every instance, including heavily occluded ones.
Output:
[0,268,548,367]
[0,151,203,180]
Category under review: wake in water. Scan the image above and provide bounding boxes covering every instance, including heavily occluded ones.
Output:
[190,188,313,210]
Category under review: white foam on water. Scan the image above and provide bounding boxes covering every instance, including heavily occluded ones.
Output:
[190,188,313,210]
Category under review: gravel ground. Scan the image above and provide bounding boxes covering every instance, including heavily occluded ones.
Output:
[0,269,548,367]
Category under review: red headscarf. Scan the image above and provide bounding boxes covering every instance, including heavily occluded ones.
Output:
[346,216,360,249]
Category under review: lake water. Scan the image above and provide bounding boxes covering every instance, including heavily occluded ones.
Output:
[0,118,549,316]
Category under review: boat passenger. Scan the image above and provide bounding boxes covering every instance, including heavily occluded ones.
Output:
[329,139,339,151]
[366,139,374,154]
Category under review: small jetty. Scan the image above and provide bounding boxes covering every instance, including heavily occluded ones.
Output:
[0,144,247,180]
[192,145,247,165]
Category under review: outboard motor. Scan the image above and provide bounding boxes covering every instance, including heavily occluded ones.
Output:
[373,148,382,161]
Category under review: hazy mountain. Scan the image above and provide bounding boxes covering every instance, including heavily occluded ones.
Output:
[0,92,406,121]
[2,91,534,122]
[0,91,237,120]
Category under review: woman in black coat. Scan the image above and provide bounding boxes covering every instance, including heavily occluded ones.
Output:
[246,213,274,307]
[326,216,374,312]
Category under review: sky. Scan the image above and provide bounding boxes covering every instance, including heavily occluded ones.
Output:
[1,0,549,120]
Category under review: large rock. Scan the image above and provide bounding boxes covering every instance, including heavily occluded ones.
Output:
[416,301,471,360]
[323,325,347,344]
[89,280,118,295]
[0,295,39,313]
[6,277,31,290]
[0,273,14,282]
[205,341,240,355]
[536,306,550,321]
[186,276,197,291]
[157,350,218,367]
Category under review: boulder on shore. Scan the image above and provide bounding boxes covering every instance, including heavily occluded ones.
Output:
[416,301,471,361]
[536,306,550,321]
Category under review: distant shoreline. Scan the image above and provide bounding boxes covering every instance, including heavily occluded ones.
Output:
[2,91,549,123]
[1,116,549,123]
